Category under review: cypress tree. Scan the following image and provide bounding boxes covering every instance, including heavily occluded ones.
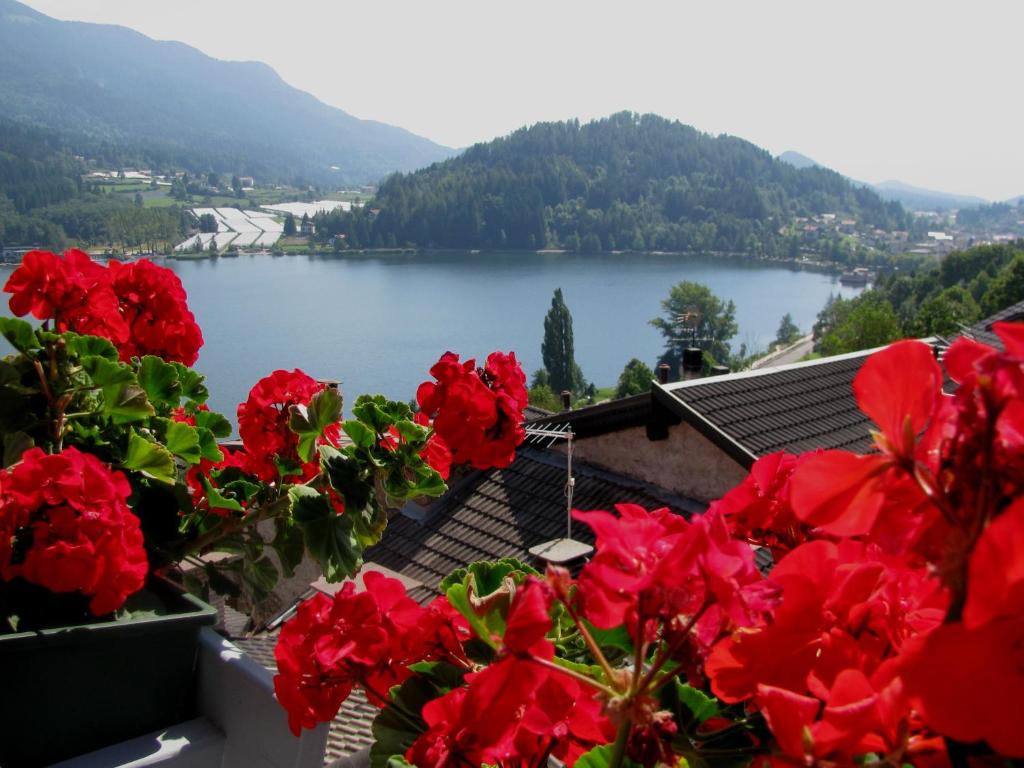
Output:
[542,288,583,395]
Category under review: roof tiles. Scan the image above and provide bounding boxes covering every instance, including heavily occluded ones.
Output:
[663,352,877,461]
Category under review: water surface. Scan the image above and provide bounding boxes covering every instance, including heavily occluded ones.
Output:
[1,252,864,425]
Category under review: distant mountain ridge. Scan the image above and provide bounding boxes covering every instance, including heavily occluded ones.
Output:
[313,112,908,255]
[778,150,992,211]
[0,0,454,183]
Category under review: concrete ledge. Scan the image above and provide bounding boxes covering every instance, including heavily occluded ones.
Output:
[50,718,225,768]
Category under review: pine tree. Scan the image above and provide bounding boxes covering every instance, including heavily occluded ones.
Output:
[542,288,584,395]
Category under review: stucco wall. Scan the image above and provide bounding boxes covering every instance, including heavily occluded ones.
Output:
[567,422,749,503]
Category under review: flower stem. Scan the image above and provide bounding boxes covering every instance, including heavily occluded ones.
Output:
[607,714,632,768]
[530,656,618,698]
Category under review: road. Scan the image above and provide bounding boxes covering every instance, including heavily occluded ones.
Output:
[750,334,815,370]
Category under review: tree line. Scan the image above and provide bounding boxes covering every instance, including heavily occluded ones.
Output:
[813,241,1024,355]
[312,112,908,257]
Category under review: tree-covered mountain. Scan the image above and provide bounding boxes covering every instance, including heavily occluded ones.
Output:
[0,0,453,185]
[315,113,908,254]
[778,151,990,211]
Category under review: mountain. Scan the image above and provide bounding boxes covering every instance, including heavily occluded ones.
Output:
[777,151,819,170]
[778,150,989,211]
[872,180,988,212]
[0,0,454,184]
[313,112,908,255]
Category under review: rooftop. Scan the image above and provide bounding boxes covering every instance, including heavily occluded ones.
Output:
[962,299,1024,349]
[655,348,889,466]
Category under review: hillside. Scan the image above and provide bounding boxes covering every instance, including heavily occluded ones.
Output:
[315,113,908,255]
[778,151,988,211]
[0,0,454,184]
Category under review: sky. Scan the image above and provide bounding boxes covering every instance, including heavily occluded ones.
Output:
[22,0,1024,201]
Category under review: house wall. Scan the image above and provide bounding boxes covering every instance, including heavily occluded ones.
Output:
[567,422,749,503]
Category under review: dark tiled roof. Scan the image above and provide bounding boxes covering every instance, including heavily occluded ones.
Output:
[658,351,879,466]
[364,447,701,593]
[963,299,1024,349]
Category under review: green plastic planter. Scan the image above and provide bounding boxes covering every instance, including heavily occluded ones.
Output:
[0,579,217,767]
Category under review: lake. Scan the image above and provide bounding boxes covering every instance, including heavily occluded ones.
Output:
[1,252,864,425]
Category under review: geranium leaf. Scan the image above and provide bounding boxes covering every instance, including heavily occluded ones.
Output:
[205,562,241,598]
[122,429,177,484]
[241,556,279,603]
[164,419,202,464]
[289,485,362,581]
[270,516,305,578]
[194,409,232,438]
[342,419,375,449]
[201,475,244,512]
[369,676,437,768]
[172,363,209,404]
[64,333,118,361]
[324,453,372,511]
[195,427,224,463]
[0,317,38,353]
[672,679,721,725]
[574,745,640,768]
[138,356,182,409]
[107,384,156,424]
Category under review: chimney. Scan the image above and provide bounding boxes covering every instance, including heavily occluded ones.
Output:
[560,390,572,411]
[657,363,670,384]
[682,348,703,380]
[709,365,730,376]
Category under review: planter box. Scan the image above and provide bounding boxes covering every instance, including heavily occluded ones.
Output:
[0,580,217,768]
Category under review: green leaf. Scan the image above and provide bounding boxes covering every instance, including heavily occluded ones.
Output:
[138,356,182,409]
[107,384,155,424]
[324,452,372,511]
[164,419,202,464]
[290,485,362,581]
[201,475,245,512]
[352,394,411,433]
[574,744,640,768]
[270,516,305,579]
[82,355,135,388]
[182,570,211,603]
[369,675,438,768]
[289,387,342,463]
[172,363,209,404]
[341,419,375,449]
[205,561,242,598]
[587,622,635,655]
[672,679,721,725]
[195,427,224,463]
[242,556,279,603]
[2,431,33,468]
[83,356,154,424]
[64,333,118,361]
[194,409,232,438]
[0,317,38,353]
[122,429,176,484]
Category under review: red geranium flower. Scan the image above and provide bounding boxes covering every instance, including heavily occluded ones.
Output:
[3,249,129,344]
[0,447,147,615]
[900,498,1024,757]
[710,451,814,557]
[237,369,340,483]
[416,351,528,470]
[273,571,470,736]
[790,340,943,539]
[107,259,203,365]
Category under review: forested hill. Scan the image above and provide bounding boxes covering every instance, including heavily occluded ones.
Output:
[315,113,908,254]
[0,0,453,184]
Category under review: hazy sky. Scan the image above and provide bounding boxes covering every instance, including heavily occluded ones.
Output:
[22,0,1024,200]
